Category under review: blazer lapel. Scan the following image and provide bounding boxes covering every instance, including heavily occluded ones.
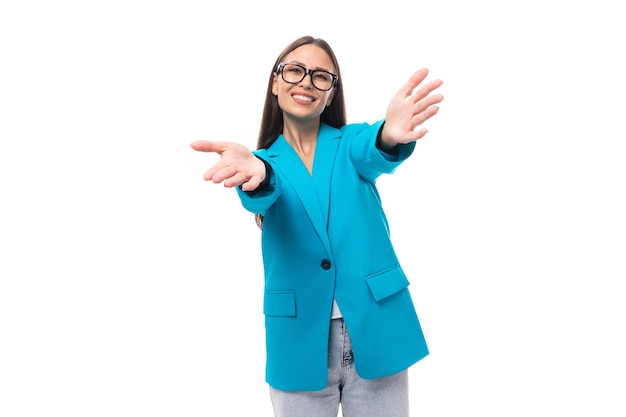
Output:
[268,126,340,253]
[311,124,340,225]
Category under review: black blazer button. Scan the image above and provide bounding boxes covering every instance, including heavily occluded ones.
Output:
[321,259,331,270]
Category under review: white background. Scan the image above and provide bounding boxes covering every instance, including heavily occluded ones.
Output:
[1,1,624,416]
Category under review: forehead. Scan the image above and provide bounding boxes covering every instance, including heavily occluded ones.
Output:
[283,44,334,70]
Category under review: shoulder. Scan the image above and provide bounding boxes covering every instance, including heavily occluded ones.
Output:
[339,120,385,136]
[318,121,385,140]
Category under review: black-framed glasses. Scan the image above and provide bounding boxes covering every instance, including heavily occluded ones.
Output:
[277,62,338,91]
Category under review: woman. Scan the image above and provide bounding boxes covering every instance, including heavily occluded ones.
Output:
[191,35,444,417]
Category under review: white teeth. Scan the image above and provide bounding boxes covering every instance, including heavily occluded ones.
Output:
[293,94,313,102]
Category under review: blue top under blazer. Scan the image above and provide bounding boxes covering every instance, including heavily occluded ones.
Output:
[236,121,428,391]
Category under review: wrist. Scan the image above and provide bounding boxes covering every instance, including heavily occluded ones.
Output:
[376,123,400,155]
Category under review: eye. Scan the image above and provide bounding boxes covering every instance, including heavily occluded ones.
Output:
[314,72,332,82]
[286,65,304,75]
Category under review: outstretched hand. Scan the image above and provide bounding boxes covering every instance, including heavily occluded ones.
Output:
[190,141,266,191]
[381,68,444,146]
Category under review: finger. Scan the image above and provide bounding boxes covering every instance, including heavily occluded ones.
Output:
[223,173,250,188]
[413,93,444,115]
[209,165,238,183]
[411,79,444,103]
[190,140,228,153]
[412,128,429,141]
[400,127,430,144]
[240,175,262,192]
[411,106,440,131]
[400,68,429,97]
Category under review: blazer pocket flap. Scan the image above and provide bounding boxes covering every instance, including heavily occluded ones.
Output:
[264,291,296,317]
[366,267,410,302]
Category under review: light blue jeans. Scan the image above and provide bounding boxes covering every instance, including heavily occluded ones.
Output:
[269,318,409,417]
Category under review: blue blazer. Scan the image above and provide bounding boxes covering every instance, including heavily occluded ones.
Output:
[236,121,428,391]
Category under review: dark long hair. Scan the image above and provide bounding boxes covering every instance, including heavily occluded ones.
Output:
[255,36,347,227]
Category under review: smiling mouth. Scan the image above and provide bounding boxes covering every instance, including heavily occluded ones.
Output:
[292,94,314,102]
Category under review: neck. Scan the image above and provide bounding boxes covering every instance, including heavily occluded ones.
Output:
[282,119,319,156]
[282,119,319,175]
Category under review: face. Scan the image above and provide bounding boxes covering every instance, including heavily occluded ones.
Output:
[272,44,336,123]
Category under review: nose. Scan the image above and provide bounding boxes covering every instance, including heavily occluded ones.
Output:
[298,71,315,89]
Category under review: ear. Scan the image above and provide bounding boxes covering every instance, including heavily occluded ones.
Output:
[272,73,278,96]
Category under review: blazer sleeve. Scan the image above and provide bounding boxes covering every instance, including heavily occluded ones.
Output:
[347,120,416,183]
[235,150,281,215]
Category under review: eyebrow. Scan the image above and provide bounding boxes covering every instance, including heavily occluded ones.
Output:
[285,61,334,73]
